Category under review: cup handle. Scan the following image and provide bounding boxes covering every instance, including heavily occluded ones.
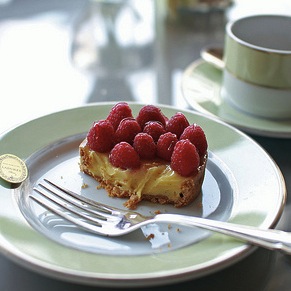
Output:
[200,47,224,70]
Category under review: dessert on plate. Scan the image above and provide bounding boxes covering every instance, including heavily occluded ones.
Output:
[79,102,208,209]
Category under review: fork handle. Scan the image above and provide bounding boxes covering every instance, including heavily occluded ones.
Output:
[155,214,291,254]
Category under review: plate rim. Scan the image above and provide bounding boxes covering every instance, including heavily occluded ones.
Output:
[182,59,291,139]
[0,102,287,287]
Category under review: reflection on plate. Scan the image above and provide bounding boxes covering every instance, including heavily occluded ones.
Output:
[182,59,291,138]
[0,103,286,287]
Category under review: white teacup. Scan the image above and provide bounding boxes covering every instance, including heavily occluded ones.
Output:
[220,15,291,119]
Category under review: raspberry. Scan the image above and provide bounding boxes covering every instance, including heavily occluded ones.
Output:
[156,132,178,161]
[143,121,166,142]
[166,112,190,138]
[115,118,141,144]
[170,140,200,177]
[109,142,140,169]
[136,105,167,129]
[106,102,133,130]
[133,133,156,159]
[87,120,115,153]
[180,124,208,156]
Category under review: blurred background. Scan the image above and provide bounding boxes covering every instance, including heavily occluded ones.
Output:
[1,0,290,134]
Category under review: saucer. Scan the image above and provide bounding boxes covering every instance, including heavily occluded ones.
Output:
[182,59,291,138]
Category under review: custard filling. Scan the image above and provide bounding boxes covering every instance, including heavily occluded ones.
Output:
[83,147,188,201]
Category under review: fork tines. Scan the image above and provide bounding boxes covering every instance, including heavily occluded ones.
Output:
[30,179,116,230]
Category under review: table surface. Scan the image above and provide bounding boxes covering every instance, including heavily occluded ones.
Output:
[1,1,291,290]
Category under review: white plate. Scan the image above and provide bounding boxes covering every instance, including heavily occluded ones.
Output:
[0,102,286,287]
[182,59,291,138]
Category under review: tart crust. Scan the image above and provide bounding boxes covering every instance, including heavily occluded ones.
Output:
[79,139,207,209]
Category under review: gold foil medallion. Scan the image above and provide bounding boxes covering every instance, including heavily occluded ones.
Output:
[0,154,28,184]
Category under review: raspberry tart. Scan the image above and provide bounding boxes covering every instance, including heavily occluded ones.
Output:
[79,102,208,209]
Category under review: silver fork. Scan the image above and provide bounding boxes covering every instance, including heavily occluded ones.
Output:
[30,179,291,254]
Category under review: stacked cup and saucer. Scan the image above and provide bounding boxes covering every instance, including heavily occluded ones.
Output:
[182,14,291,138]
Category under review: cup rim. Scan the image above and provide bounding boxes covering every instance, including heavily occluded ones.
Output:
[226,14,291,55]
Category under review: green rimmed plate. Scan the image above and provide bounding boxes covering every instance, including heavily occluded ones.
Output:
[182,59,291,138]
[0,102,286,287]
